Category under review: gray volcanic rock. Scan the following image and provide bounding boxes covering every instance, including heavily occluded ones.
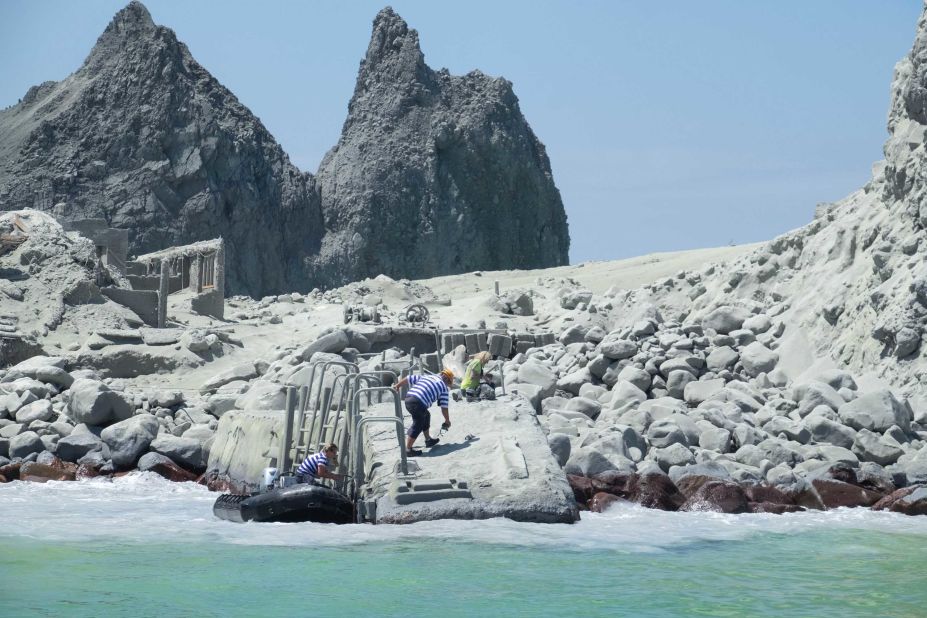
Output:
[311,8,569,285]
[0,2,322,297]
[0,4,569,296]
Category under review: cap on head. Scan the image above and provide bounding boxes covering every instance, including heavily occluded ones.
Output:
[440,368,454,383]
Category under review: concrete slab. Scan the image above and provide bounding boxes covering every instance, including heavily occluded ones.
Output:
[356,395,578,524]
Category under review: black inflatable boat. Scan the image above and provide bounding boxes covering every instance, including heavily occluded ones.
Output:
[213,484,354,524]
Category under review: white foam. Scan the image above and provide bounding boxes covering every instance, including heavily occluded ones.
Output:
[2,474,926,551]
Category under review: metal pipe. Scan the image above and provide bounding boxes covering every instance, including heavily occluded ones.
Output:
[279,386,296,474]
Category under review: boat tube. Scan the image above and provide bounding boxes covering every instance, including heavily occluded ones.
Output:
[213,483,354,524]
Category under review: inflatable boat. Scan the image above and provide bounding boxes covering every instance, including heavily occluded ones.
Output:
[213,483,354,524]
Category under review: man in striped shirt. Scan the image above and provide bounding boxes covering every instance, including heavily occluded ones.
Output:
[392,369,454,456]
[295,443,344,484]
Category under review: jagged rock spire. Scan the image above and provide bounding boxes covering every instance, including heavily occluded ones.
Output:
[83,1,158,70]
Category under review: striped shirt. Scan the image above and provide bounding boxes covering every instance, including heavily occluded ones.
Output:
[406,374,449,408]
[296,452,330,479]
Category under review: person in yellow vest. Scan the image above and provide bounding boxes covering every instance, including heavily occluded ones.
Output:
[460,351,494,401]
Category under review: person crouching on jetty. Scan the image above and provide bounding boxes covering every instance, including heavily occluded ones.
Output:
[460,351,494,401]
[296,443,344,484]
[393,369,454,456]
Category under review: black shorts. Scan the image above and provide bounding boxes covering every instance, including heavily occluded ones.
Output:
[404,397,431,439]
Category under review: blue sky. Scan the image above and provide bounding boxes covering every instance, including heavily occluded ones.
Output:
[0,1,921,264]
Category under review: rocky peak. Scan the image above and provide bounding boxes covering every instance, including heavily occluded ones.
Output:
[83,0,160,71]
[314,7,569,286]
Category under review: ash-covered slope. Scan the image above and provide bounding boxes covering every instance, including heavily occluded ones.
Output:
[0,2,322,297]
[312,8,569,286]
[593,5,927,399]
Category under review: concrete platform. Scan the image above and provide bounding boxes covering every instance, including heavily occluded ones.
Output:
[355,395,579,524]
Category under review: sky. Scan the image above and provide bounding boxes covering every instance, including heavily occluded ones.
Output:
[0,1,922,264]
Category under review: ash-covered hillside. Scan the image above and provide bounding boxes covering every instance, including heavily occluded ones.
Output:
[0,2,569,296]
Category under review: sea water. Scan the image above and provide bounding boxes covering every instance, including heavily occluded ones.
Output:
[2,474,926,617]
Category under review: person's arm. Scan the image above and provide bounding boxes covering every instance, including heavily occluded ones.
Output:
[316,463,344,482]
[393,376,409,391]
[441,407,450,429]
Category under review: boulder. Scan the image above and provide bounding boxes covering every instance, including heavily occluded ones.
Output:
[705,346,738,372]
[34,366,74,389]
[67,379,133,425]
[137,452,199,483]
[872,486,927,516]
[19,461,76,483]
[739,342,779,377]
[634,473,686,511]
[680,480,749,513]
[234,381,286,412]
[614,366,651,392]
[665,370,696,399]
[100,414,159,469]
[149,435,204,470]
[684,379,724,406]
[15,400,55,424]
[646,420,688,448]
[564,446,634,477]
[698,426,732,453]
[558,325,588,345]
[516,362,557,400]
[851,429,904,466]
[804,414,856,449]
[563,397,601,420]
[606,381,648,412]
[201,363,258,393]
[557,367,593,396]
[298,330,350,361]
[838,390,913,434]
[590,492,625,513]
[811,478,883,509]
[55,432,103,463]
[9,431,44,459]
[547,433,571,467]
[701,305,750,334]
[599,338,637,361]
[650,443,695,472]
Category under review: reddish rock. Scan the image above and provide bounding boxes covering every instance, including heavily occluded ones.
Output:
[76,463,103,480]
[592,470,637,497]
[749,502,805,514]
[812,478,883,509]
[143,459,198,483]
[675,475,717,499]
[681,481,749,514]
[590,492,626,513]
[872,486,927,516]
[203,471,249,494]
[784,482,826,510]
[0,462,22,481]
[568,474,599,503]
[744,485,794,505]
[19,462,76,483]
[633,473,685,511]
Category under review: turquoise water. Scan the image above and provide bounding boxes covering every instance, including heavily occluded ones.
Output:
[2,475,927,617]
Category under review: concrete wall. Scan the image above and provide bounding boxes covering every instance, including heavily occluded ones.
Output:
[368,327,439,354]
[126,274,182,293]
[101,287,159,326]
[207,409,283,493]
[60,219,128,271]
[190,289,224,320]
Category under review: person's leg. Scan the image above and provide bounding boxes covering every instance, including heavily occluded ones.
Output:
[405,400,425,452]
[422,410,432,440]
